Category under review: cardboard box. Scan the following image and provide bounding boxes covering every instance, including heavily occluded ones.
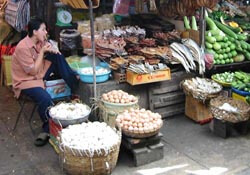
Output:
[126,69,171,85]
[185,95,213,123]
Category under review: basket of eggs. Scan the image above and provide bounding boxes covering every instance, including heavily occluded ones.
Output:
[116,108,163,138]
[101,90,138,108]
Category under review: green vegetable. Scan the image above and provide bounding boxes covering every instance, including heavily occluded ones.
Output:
[230,44,236,50]
[244,52,250,60]
[184,16,191,30]
[209,30,221,36]
[214,20,238,39]
[223,37,229,42]
[237,34,248,41]
[191,16,198,30]
[226,25,241,34]
[233,54,245,62]
[214,35,223,42]
[206,16,218,30]
[228,37,235,42]
[210,11,229,21]
[213,42,221,50]
[205,42,213,49]
[240,40,248,50]
[205,36,216,44]
[232,50,237,57]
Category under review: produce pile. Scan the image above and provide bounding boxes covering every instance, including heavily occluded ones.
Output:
[102,90,137,104]
[49,102,91,120]
[205,16,250,65]
[116,108,163,136]
[60,122,120,156]
[182,77,222,101]
[232,71,250,93]
[212,72,234,84]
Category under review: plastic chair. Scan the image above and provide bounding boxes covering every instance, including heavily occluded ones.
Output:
[13,94,38,133]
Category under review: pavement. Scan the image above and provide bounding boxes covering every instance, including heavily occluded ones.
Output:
[1,86,250,175]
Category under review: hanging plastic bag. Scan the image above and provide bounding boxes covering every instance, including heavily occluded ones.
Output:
[113,0,130,16]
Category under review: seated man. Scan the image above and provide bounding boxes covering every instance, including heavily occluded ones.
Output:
[11,17,78,146]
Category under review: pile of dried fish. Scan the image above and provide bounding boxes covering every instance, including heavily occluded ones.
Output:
[182,39,205,75]
[170,42,196,73]
[96,37,127,59]
[139,38,156,47]
[170,39,205,75]
[140,46,172,59]
[127,63,168,74]
[182,77,222,101]
[153,30,181,45]
[103,26,146,38]
[109,56,129,70]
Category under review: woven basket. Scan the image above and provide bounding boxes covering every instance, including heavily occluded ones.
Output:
[98,100,139,128]
[59,128,121,175]
[210,96,250,123]
[181,78,222,102]
[121,122,163,139]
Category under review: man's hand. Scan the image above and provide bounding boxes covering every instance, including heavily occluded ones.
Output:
[42,42,61,54]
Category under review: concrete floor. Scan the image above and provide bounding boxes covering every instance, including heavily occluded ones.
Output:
[1,86,250,175]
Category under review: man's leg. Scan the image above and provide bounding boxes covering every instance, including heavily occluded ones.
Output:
[22,87,53,133]
[45,53,78,91]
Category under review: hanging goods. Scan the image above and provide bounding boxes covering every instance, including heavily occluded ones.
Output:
[4,0,30,32]
[59,29,81,50]
[59,0,99,9]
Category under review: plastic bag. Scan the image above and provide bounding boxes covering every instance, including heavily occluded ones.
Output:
[113,0,130,16]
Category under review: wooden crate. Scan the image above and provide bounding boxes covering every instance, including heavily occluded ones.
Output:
[185,95,213,123]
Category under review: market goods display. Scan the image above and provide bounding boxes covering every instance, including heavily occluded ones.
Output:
[102,26,146,38]
[78,66,111,83]
[49,102,91,127]
[79,67,110,75]
[232,71,250,93]
[212,72,234,87]
[182,77,222,101]
[210,96,250,123]
[59,122,121,175]
[101,90,138,104]
[96,37,127,59]
[205,16,250,65]
[116,108,163,138]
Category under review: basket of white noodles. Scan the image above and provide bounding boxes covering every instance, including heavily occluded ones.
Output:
[49,101,91,127]
[59,122,121,175]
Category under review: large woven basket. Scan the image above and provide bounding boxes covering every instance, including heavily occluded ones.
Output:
[181,78,222,102]
[59,128,121,175]
[98,100,139,128]
[210,96,250,123]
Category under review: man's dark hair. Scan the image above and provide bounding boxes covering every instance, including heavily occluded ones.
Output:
[27,17,46,37]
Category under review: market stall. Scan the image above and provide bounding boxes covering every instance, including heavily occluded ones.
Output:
[1,0,250,173]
